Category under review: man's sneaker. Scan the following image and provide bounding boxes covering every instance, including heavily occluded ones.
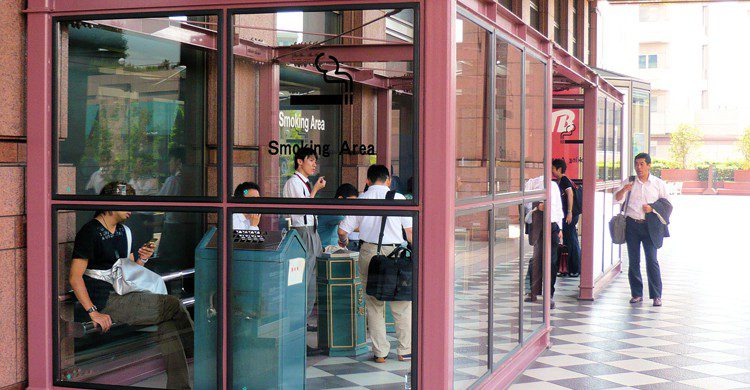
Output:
[398,354,412,361]
[373,356,387,363]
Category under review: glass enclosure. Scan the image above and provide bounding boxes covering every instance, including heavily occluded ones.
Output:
[452,10,549,389]
[52,6,420,390]
[231,8,417,202]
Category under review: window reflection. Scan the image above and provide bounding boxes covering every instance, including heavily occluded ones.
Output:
[454,210,490,389]
[495,40,523,194]
[56,17,218,197]
[231,8,417,201]
[524,57,546,186]
[229,210,415,389]
[55,206,218,388]
[455,15,490,201]
[493,205,521,363]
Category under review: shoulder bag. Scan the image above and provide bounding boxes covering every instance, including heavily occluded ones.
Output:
[365,191,413,301]
[609,188,632,245]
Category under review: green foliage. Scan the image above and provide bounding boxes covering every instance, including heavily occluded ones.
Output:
[738,127,750,170]
[669,124,703,169]
[650,159,679,178]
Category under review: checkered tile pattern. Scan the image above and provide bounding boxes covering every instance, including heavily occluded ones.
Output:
[512,196,750,389]
[306,334,412,389]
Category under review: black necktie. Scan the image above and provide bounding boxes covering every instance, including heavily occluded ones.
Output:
[303,180,317,230]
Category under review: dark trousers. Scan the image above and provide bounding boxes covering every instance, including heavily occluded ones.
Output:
[103,292,194,389]
[527,222,560,298]
[562,214,581,275]
[625,217,662,299]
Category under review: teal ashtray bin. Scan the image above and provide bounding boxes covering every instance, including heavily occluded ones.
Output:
[316,251,369,357]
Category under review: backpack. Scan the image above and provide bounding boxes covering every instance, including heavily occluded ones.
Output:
[571,181,583,216]
[365,191,413,301]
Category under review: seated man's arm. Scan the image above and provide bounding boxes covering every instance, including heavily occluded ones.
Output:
[69,259,113,332]
[404,227,413,244]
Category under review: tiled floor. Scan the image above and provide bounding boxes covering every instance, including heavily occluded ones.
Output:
[512,196,750,390]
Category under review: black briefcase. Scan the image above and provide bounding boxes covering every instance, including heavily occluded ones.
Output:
[366,246,412,301]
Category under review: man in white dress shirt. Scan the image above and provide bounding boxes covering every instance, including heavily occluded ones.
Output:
[615,153,669,306]
[282,147,326,321]
[337,165,413,363]
[232,182,261,230]
[523,175,564,308]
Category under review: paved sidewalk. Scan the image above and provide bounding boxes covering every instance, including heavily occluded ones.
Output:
[512,195,750,389]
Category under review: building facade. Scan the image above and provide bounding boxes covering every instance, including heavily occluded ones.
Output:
[599,0,750,164]
[0,0,631,389]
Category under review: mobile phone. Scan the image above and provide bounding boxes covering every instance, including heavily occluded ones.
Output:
[146,233,162,252]
[629,175,636,182]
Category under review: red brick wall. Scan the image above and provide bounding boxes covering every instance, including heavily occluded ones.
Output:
[0,0,27,388]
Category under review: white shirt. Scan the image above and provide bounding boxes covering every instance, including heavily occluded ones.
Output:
[233,214,259,231]
[523,176,564,228]
[339,185,412,244]
[616,174,669,220]
[282,172,316,227]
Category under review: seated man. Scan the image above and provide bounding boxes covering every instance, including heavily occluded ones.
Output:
[68,181,194,390]
[233,181,261,230]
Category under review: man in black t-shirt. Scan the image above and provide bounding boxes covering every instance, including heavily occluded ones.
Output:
[69,182,193,389]
[552,159,581,276]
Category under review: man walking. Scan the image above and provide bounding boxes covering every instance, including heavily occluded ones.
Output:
[615,153,671,306]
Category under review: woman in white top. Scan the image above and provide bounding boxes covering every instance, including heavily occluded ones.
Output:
[232,182,261,230]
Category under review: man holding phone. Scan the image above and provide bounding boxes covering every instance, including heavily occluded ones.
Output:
[615,153,670,307]
[68,181,194,389]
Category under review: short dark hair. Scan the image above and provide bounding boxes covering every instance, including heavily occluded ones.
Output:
[552,158,567,174]
[234,181,261,197]
[294,147,318,170]
[367,165,390,183]
[95,181,135,217]
[335,183,359,199]
[634,152,651,165]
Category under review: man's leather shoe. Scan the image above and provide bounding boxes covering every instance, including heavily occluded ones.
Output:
[307,346,323,356]
[550,300,556,309]
[524,293,538,303]
[653,298,662,306]
[629,296,643,304]
[373,356,387,363]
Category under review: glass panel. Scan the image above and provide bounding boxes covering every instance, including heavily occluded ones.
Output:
[613,104,622,181]
[231,8,417,201]
[55,208,219,388]
[524,57,547,186]
[596,97,606,182]
[521,201,544,340]
[593,190,605,277]
[632,91,650,167]
[493,205,521,364]
[495,40,523,194]
[229,211,415,389]
[455,15,490,200]
[56,17,219,197]
[603,188,614,269]
[606,101,615,181]
[638,55,647,69]
[454,210,490,388]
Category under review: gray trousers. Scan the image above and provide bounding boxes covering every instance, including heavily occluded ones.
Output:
[103,292,194,389]
[293,226,323,317]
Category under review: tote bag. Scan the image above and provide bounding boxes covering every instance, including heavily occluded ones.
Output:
[85,225,167,295]
[609,190,632,245]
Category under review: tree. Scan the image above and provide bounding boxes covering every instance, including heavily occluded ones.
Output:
[669,124,702,169]
[738,127,750,170]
